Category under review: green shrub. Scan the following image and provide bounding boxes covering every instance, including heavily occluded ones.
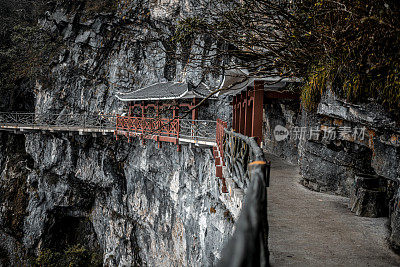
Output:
[35,244,102,267]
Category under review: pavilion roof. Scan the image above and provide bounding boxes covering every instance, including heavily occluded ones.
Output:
[115,82,216,102]
[218,68,302,96]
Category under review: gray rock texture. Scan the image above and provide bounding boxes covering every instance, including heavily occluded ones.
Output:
[0,0,234,265]
[262,89,400,252]
[263,101,301,164]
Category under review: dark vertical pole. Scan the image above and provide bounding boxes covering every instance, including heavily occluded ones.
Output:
[252,81,264,145]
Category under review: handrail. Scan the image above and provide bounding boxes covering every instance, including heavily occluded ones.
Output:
[218,128,270,267]
[116,115,217,141]
[0,112,117,129]
[222,129,270,190]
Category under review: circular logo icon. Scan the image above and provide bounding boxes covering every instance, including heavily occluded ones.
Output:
[274,125,289,141]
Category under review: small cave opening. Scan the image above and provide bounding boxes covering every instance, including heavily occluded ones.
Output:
[37,213,103,266]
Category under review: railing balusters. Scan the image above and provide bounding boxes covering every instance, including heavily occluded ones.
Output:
[217,127,270,267]
[0,112,117,131]
[0,112,215,145]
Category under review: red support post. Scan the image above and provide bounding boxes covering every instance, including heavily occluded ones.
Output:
[176,115,180,152]
[235,96,240,131]
[115,114,120,140]
[191,98,198,121]
[252,81,264,145]
[239,91,246,134]
[231,98,234,131]
[244,87,253,137]
[141,101,145,136]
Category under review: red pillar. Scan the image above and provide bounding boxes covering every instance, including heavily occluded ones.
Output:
[141,101,145,135]
[235,96,240,132]
[192,98,198,120]
[252,81,264,145]
[239,91,246,134]
[232,96,236,131]
[237,95,242,133]
[244,87,253,137]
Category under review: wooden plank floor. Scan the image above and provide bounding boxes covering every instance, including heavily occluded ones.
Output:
[0,125,216,146]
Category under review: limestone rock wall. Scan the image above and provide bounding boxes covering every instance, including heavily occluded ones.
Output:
[0,0,234,265]
[262,89,400,250]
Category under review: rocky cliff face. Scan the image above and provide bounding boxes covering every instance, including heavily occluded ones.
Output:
[263,89,400,251]
[0,132,235,266]
[23,134,234,266]
[0,0,235,265]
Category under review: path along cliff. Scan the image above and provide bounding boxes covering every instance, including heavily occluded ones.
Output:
[268,153,400,266]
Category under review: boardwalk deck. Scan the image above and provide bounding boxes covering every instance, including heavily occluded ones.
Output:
[0,112,217,147]
[0,124,114,134]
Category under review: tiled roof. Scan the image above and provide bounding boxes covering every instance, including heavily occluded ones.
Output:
[218,68,302,96]
[116,82,216,101]
[193,82,216,98]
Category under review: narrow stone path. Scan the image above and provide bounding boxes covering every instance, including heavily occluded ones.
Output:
[267,154,400,266]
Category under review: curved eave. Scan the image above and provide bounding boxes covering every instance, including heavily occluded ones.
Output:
[115,90,188,102]
[115,90,212,102]
[218,68,303,96]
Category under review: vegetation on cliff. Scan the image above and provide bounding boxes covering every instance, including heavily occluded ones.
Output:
[174,0,400,114]
[0,0,117,111]
[0,0,54,110]
[35,244,102,267]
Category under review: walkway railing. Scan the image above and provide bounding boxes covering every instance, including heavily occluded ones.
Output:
[116,115,180,138]
[115,115,217,143]
[0,112,116,130]
[0,112,218,146]
[218,129,270,267]
[223,130,271,190]
[180,119,216,141]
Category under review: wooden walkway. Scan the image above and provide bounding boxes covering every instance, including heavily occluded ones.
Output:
[0,112,216,146]
[268,154,400,266]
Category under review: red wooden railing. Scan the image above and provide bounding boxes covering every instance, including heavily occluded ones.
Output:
[115,115,179,138]
[116,114,229,193]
